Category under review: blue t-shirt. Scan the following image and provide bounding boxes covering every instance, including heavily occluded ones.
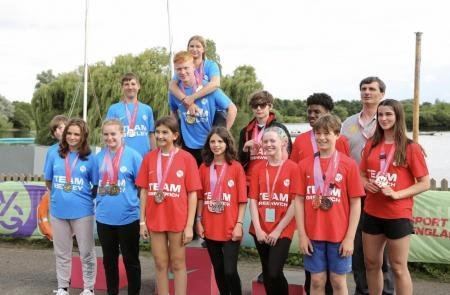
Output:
[44,151,96,219]
[94,146,142,226]
[106,101,155,157]
[169,88,231,149]
[172,59,220,82]
[43,143,59,176]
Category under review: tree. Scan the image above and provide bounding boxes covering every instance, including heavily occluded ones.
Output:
[11,101,33,129]
[35,70,56,89]
[0,94,14,130]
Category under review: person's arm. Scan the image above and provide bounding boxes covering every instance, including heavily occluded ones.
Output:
[139,188,149,240]
[381,175,430,200]
[183,191,197,245]
[339,197,361,256]
[169,79,185,100]
[360,169,381,194]
[266,201,295,246]
[45,180,52,192]
[231,202,247,241]
[294,196,313,255]
[195,199,205,238]
[249,198,267,243]
[186,76,220,103]
[225,101,237,130]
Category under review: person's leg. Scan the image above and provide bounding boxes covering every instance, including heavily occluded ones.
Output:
[151,232,170,295]
[265,238,291,295]
[252,235,271,292]
[118,220,141,295]
[362,232,386,295]
[353,210,369,295]
[97,221,120,295]
[381,248,395,295]
[330,272,348,295]
[310,272,327,295]
[205,239,229,295]
[304,241,327,295]
[222,240,242,295]
[168,231,187,295]
[387,236,412,295]
[72,215,97,291]
[51,216,74,290]
[327,242,352,295]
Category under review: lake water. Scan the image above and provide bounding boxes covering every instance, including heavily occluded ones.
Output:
[284,123,449,181]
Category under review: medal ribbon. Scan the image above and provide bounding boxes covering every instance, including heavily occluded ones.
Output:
[178,80,198,97]
[379,142,395,175]
[313,151,340,197]
[156,148,177,192]
[194,61,204,87]
[310,131,319,156]
[101,145,124,186]
[64,152,79,185]
[265,161,284,207]
[124,100,139,129]
[209,163,228,202]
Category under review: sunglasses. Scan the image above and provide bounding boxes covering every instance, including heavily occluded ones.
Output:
[251,102,269,109]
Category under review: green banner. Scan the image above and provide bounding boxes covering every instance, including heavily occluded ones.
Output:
[410,190,450,263]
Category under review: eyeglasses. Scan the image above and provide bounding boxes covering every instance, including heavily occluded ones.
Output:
[251,102,269,109]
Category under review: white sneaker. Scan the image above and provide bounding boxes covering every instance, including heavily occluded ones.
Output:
[53,289,69,295]
[79,290,94,295]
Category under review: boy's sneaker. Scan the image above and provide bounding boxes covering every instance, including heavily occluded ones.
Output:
[79,290,94,295]
[53,289,69,295]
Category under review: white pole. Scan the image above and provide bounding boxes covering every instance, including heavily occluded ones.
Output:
[166,0,174,77]
[83,0,89,122]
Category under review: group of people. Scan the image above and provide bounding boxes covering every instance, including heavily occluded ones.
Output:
[43,34,430,295]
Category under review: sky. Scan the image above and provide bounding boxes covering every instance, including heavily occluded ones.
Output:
[1,0,450,104]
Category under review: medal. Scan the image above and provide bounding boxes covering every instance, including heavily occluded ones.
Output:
[98,186,106,196]
[110,184,120,195]
[127,128,136,137]
[63,183,73,192]
[186,114,196,124]
[312,195,321,209]
[320,197,333,211]
[207,201,224,213]
[375,174,388,188]
[154,190,165,204]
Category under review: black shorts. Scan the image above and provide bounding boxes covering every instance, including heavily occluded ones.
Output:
[362,212,414,239]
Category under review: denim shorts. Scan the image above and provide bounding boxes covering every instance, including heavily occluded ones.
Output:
[303,240,352,274]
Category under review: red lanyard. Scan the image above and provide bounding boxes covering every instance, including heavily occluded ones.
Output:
[101,145,124,186]
[313,151,340,196]
[64,152,79,184]
[379,142,395,175]
[194,61,204,86]
[265,161,284,205]
[124,100,139,129]
[156,148,177,191]
[209,163,228,201]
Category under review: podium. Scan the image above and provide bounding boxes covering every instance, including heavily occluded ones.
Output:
[156,246,219,295]
[252,270,305,295]
[71,247,128,290]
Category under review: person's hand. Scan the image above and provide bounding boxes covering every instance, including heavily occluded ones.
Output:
[195,221,205,239]
[381,186,400,200]
[339,237,354,257]
[243,139,259,152]
[231,223,243,241]
[364,181,381,193]
[266,228,281,246]
[183,226,193,245]
[299,234,313,256]
[187,103,199,117]
[183,95,195,107]
[255,228,267,244]
[140,223,149,240]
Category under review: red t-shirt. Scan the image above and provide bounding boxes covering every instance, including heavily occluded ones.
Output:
[135,149,202,232]
[290,130,350,163]
[248,159,300,239]
[297,153,364,243]
[198,160,247,241]
[360,141,428,219]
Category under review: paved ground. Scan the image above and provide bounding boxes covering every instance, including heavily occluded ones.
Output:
[1,241,449,295]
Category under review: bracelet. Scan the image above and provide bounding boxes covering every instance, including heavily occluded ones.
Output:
[195,216,202,222]
[139,221,146,226]
[236,221,243,225]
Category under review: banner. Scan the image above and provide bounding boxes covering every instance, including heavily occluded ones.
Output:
[1,181,450,263]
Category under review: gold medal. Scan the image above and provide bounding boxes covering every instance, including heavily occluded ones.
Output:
[312,195,321,209]
[154,190,165,204]
[110,184,120,195]
[63,183,72,192]
[186,114,196,124]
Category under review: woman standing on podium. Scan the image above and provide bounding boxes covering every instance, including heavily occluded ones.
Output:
[44,118,97,295]
[248,127,300,295]
[94,119,143,295]
[196,127,247,295]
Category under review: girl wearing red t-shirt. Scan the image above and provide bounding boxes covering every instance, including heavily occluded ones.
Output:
[196,127,247,295]
[136,116,201,295]
[360,99,429,295]
[249,126,299,295]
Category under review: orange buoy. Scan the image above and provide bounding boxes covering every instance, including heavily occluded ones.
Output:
[37,191,53,241]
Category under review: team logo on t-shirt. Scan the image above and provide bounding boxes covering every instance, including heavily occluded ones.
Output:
[201,98,208,105]
[228,180,234,187]
[283,179,290,187]
[335,173,343,182]
[120,166,127,173]
[79,165,86,173]
[142,114,148,121]
[176,170,184,178]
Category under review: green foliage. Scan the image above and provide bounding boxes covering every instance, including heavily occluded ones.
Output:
[35,69,56,89]
[0,94,14,130]
[11,101,33,129]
